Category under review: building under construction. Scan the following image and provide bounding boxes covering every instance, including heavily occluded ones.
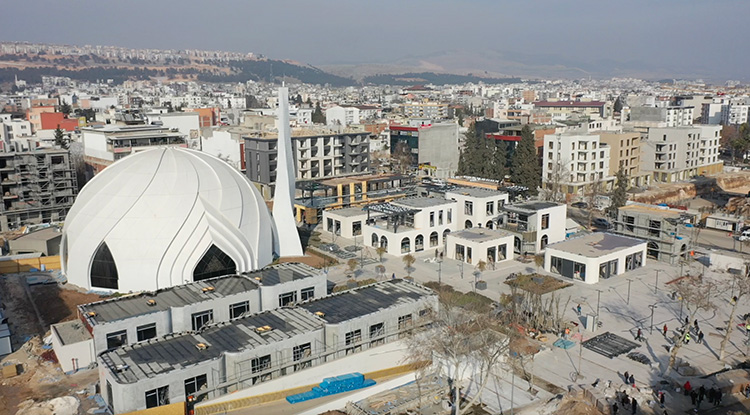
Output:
[0,148,77,231]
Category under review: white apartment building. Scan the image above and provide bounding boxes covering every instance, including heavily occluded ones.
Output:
[325,106,360,127]
[642,125,723,183]
[444,187,510,230]
[628,106,693,127]
[722,104,749,125]
[542,133,614,196]
[402,101,449,119]
[81,125,186,174]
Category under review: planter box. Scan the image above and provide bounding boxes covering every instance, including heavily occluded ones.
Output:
[475,281,487,290]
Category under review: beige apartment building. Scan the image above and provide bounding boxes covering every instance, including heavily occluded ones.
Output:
[598,131,651,188]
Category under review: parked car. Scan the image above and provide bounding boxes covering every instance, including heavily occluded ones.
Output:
[571,202,588,209]
[738,229,750,242]
[593,218,612,229]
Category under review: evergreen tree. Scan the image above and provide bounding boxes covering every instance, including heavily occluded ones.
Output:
[608,166,629,217]
[457,123,490,177]
[59,99,72,116]
[312,102,325,124]
[510,125,541,194]
[490,141,507,181]
[613,96,624,113]
[54,126,69,149]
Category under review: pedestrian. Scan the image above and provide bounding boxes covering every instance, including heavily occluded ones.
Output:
[391,272,395,280]
[690,390,697,406]
[624,371,629,383]
[659,391,665,408]
[636,328,642,341]
[685,316,689,326]
[577,304,582,316]
[612,402,619,415]
[630,398,637,414]
[698,385,706,402]
[629,374,635,386]
[707,387,715,404]
[698,331,704,344]
[621,394,629,409]
[663,324,668,336]
[684,332,691,344]
[715,389,722,406]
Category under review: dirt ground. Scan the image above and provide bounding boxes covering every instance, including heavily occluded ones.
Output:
[0,275,103,415]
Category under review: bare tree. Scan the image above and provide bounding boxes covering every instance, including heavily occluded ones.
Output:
[668,277,716,371]
[542,159,570,203]
[585,177,605,229]
[402,254,416,277]
[719,263,750,361]
[376,246,387,263]
[405,298,509,415]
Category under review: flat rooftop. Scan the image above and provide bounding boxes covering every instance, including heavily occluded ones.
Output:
[300,279,434,324]
[618,204,695,219]
[80,275,259,325]
[52,320,92,345]
[445,187,508,199]
[243,262,323,287]
[101,307,323,383]
[10,227,62,242]
[393,197,455,209]
[318,173,408,187]
[546,232,645,258]
[504,201,561,213]
[449,227,512,243]
[325,207,368,218]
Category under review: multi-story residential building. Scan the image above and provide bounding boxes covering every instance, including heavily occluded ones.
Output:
[613,203,697,265]
[701,101,725,125]
[389,123,459,178]
[1,118,33,143]
[598,131,651,187]
[443,187,509,230]
[0,148,77,231]
[25,105,56,133]
[402,101,449,119]
[629,106,694,127]
[533,100,607,120]
[81,125,187,174]
[244,129,370,199]
[325,106,360,127]
[495,201,567,254]
[722,103,749,125]
[641,125,722,183]
[542,132,615,196]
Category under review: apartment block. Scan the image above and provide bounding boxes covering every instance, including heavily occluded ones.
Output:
[542,133,615,196]
[402,101,449,119]
[244,130,370,199]
[0,149,77,231]
[389,123,459,178]
[598,131,651,187]
[629,106,694,127]
[641,125,722,183]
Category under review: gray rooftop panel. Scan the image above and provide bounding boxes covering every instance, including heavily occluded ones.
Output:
[244,262,322,287]
[393,197,455,209]
[52,320,92,345]
[504,201,560,212]
[300,279,434,324]
[450,227,512,242]
[446,187,508,199]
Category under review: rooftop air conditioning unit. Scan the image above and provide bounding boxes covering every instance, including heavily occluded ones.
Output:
[314,311,326,317]
[146,299,156,306]
[196,343,208,351]
[202,286,215,293]
[86,311,97,317]
[255,325,273,334]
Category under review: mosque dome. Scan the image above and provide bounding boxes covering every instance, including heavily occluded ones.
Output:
[61,147,275,292]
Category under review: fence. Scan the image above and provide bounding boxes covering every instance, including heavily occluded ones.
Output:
[0,255,60,274]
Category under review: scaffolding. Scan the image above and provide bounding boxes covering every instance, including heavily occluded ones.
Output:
[0,149,77,231]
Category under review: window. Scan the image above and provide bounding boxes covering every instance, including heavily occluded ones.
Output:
[91,242,118,289]
[438,210,443,225]
[145,386,169,409]
[293,343,312,371]
[429,231,439,247]
[279,291,298,307]
[352,221,362,236]
[648,220,661,237]
[541,214,549,230]
[345,329,362,354]
[106,381,114,411]
[106,330,127,350]
[486,201,494,215]
[184,374,207,401]
[229,301,249,319]
[193,245,236,282]
[251,355,272,384]
[301,287,315,301]
[429,212,435,227]
[370,323,385,346]
[326,218,333,232]
[136,323,156,342]
[467,247,473,264]
[191,310,213,331]
[624,215,635,232]
[464,201,473,215]
[447,209,452,223]
[398,314,413,336]
[455,244,465,261]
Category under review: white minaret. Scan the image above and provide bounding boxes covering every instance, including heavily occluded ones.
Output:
[272,87,304,257]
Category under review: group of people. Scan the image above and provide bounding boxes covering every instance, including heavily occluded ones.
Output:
[683,381,723,410]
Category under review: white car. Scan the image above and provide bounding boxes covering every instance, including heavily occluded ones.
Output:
[737,230,750,241]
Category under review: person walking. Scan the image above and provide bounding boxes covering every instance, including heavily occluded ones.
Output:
[659,391,665,408]
[630,398,637,414]
[715,389,722,406]
[624,371,629,383]
[629,374,635,387]
[698,331,704,344]
[707,387,715,404]
[577,304,582,316]
[612,402,619,415]
[663,324,668,336]
[621,394,629,410]
[636,328,642,341]
[698,385,706,402]
[683,380,692,396]
[685,316,689,326]
[694,319,699,331]
[690,390,697,406]
[684,331,691,344]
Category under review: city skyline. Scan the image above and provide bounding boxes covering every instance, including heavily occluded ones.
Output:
[1,0,749,82]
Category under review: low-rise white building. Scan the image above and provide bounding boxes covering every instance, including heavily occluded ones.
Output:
[544,232,647,284]
[446,227,514,266]
[325,106,360,127]
[496,202,567,254]
[444,187,509,230]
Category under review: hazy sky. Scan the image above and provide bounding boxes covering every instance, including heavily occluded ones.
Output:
[2,0,749,80]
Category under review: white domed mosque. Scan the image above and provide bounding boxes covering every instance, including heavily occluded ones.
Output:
[63,88,302,293]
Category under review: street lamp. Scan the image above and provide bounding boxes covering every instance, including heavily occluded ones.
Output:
[648,304,658,335]
[437,258,443,287]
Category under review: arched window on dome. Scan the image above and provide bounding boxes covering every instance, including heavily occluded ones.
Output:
[90,242,119,290]
[193,245,237,282]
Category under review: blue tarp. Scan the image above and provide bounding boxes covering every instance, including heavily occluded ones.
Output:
[286,372,376,404]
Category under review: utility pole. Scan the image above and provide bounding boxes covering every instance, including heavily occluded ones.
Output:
[596,289,603,316]
[459,261,464,279]
[654,270,660,294]
[627,279,632,305]
[648,304,658,334]
[438,259,442,286]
